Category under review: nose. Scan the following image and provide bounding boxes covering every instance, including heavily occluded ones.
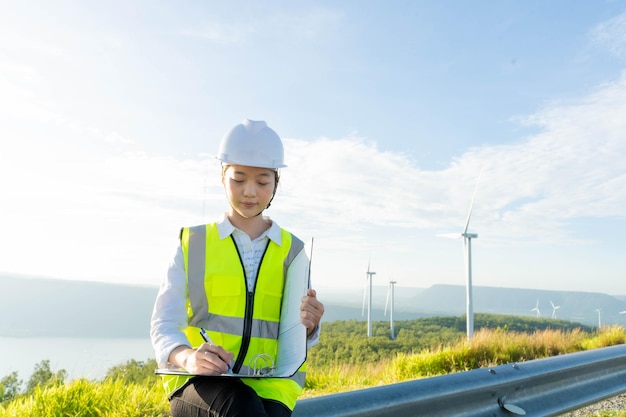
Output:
[243,180,256,197]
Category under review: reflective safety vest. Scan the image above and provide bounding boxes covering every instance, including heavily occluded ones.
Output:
[161,223,307,410]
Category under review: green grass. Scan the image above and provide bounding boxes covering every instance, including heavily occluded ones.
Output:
[0,378,169,417]
[1,324,625,416]
[303,326,626,408]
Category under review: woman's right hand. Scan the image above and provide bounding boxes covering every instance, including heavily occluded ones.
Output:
[184,343,234,375]
[169,344,234,375]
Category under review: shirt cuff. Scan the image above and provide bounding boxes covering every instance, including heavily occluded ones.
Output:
[306,323,321,349]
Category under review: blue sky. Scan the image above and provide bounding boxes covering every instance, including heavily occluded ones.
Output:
[1,1,626,296]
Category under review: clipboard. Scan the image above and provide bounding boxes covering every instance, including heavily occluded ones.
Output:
[156,238,313,379]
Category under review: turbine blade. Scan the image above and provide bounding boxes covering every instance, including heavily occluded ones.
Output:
[463,168,484,234]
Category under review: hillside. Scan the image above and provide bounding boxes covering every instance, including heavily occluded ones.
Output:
[315,284,626,327]
[0,273,157,338]
[1,274,625,337]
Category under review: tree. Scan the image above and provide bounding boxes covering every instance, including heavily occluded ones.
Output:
[25,360,67,393]
[104,358,159,384]
[0,371,22,402]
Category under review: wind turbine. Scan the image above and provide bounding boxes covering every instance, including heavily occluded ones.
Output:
[384,280,397,340]
[595,308,602,328]
[550,300,560,319]
[531,299,541,318]
[438,171,482,340]
[361,260,376,338]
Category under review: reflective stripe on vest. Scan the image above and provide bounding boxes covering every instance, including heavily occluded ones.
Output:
[160,223,307,410]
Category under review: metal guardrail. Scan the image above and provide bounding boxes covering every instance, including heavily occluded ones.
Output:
[293,344,626,417]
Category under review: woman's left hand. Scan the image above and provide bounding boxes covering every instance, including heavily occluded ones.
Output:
[300,288,324,337]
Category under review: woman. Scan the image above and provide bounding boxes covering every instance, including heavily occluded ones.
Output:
[150,119,325,417]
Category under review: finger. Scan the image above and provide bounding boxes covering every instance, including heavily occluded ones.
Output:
[198,349,230,374]
[302,297,324,314]
[300,309,320,328]
[304,289,318,301]
[303,303,324,328]
[199,344,234,368]
[302,296,320,310]
[199,342,216,351]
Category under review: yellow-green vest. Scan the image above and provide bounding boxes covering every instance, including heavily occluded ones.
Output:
[161,223,307,410]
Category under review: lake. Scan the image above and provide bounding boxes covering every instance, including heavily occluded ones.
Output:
[0,337,154,381]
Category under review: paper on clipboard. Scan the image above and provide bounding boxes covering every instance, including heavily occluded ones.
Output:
[156,238,313,379]
[272,237,312,376]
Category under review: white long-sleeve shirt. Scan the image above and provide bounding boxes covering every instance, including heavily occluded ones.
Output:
[150,215,320,367]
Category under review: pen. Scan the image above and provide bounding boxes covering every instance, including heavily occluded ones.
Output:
[200,327,232,372]
[199,327,213,344]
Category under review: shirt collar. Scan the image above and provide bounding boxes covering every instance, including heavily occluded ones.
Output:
[216,214,283,245]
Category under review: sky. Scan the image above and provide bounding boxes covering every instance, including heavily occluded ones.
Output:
[1,1,626,296]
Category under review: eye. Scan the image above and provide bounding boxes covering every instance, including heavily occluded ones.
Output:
[231,178,244,184]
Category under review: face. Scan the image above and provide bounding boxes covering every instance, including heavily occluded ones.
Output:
[222,165,277,219]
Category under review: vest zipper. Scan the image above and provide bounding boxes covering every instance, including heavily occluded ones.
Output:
[233,290,255,373]
[231,237,270,374]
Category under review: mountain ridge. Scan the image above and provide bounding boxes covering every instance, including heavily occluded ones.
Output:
[2,273,625,337]
[324,283,626,326]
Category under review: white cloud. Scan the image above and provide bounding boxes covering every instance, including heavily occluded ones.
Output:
[2,67,625,290]
[1,4,625,293]
[180,23,250,45]
[274,68,626,246]
[252,70,626,293]
[179,6,342,45]
[590,11,626,60]
[0,27,70,59]
[278,137,439,230]
[104,132,135,145]
[0,62,38,81]
[264,8,343,41]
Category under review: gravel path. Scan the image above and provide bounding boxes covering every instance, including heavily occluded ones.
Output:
[558,393,626,416]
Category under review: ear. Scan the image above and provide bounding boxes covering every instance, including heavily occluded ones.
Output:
[221,165,228,185]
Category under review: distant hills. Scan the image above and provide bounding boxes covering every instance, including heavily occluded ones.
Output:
[322,284,626,327]
[0,273,157,338]
[1,273,625,338]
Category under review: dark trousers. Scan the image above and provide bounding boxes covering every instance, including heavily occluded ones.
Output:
[170,377,292,417]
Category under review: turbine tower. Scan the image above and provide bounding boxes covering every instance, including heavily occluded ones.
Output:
[531,299,541,318]
[550,300,560,319]
[438,171,482,340]
[384,280,397,340]
[595,308,602,328]
[361,260,376,338]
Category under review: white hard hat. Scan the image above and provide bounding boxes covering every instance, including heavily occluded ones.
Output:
[216,119,287,169]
